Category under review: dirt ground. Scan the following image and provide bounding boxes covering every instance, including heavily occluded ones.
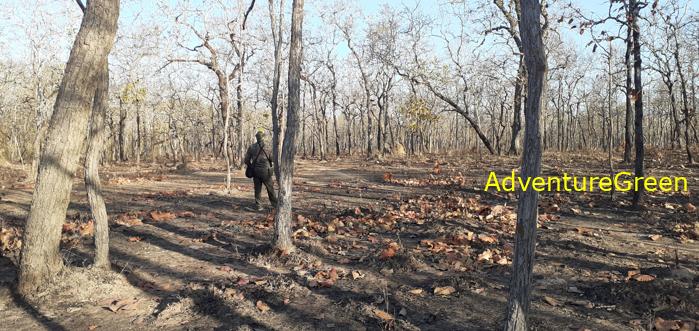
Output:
[0,152,698,331]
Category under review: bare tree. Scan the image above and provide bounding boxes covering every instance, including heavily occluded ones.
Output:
[74,0,112,269]
[504,0,546,328]
[268,0,285,180]
[631,0,646,208]
[274,0,304,253]
[18,0,120,296]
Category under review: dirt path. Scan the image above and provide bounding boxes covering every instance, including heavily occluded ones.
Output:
[0,156,697,330]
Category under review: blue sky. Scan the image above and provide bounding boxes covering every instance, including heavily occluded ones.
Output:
[2,0,696,67]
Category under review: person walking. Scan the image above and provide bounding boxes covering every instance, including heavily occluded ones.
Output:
[244,131,278,211]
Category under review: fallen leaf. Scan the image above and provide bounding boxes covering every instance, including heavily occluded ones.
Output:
[256,300,270,313]
[115,215,143,227]
[433,286,456,296]
[543,296,560,306]
[408,288,424,295]
[432,163,441,175]
[373,309,394,321]
[351,270,365,280]
[477,250,493,262]
[383,172,393,181]
[477,234,498,244]
[649,234,662,241]
[103,298,139,313]
[217,266,233,273]
[632,274,655,282]
[149,211,176,222]
[653,317,694,331]
[128,236,142,242]
[684,203,696,213]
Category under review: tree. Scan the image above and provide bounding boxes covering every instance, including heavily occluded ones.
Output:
[85,63,111,269]
[631,0,645,208]
[273,0,304,252]
[487,0,526,155]
[18,0,120,296]
[73,0,112,270]
[166,10,243,191]
[268,0,285,180]
[503,0,546,328]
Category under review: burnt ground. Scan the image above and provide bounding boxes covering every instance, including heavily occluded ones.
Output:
[0,152,698,331]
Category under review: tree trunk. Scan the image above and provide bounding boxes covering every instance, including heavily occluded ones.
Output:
[673,34,694,164]
[136,103,142,167]
[623,18,634,163]
[29,125,48,182]
[85,61,110,269]
[631,0,644,208]
[504,0,546,329]
[236,56,245,169]
[18,0,120,296]
[274,0,304,253]
[118,99,126,162]
[269,0,284,181]
[508,56,525,155]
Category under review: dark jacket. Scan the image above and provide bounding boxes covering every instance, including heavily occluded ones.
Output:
[244,141,273,179]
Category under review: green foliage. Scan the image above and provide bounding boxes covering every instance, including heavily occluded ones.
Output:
[120,82,147,104]
[398,96,438,132]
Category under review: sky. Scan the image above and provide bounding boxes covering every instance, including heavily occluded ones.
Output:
[1,0,696,79]
[0,0,616,61]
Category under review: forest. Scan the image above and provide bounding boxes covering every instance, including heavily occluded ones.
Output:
[0,0,698,330]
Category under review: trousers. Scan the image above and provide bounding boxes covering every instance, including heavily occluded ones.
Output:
[254,175,277,207]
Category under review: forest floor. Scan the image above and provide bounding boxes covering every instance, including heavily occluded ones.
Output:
[0,151,698,331]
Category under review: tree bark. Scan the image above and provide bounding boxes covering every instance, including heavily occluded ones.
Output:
[672,33,694,164]
[85,61,110,269]
[274,0,304,253]
[269,0,284,181]
[118,99,126,162]
[18,0,120,296]
[508,56,525,155]
[504,0,546,329]
[623,15,634,163]
[631,0,644,208]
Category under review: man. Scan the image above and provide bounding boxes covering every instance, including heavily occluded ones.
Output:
[244,131,278,211]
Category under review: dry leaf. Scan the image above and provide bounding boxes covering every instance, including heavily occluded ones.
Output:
[379,243,399,260]
[408,288,424,295]
[103,298,139,313]
[351,270,365,280]
[649,234,662,241]
[217,266,233,273]
[432,163,441,175]
[115,215,142,227]
[543,296,560,306]
[433,286,456,296]
[477,250,493,262]
[477,234,498,244]
[256,300,270,313]
[149,211,176,222]
[128,236,142,242]
[684,203,696,213]
[632,274,656,282]
[653,317,694,331]
[373,309,394,321]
